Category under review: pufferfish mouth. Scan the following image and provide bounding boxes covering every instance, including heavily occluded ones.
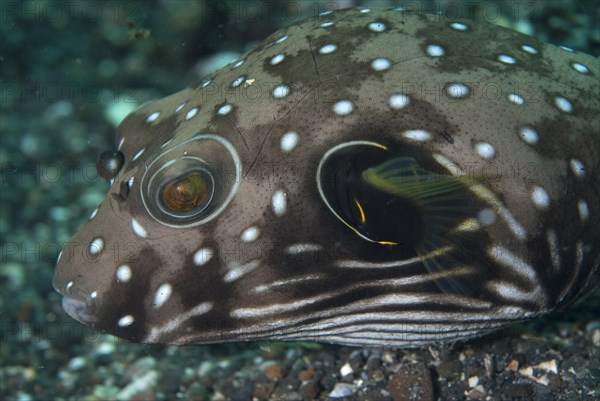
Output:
[61,296,98,325]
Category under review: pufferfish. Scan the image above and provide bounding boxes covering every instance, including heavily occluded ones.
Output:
[53,7,599,347]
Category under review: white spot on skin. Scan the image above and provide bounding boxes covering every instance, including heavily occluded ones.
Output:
[116,265,132,282]
[117,315,134,327]
[175,103,186,113]
[519,126,539,145]
[232,59,245,68]
[270,53,285,65]
[217,103,232,115]
[89,207,98,220]
[193,248,214,266]
[560,45,574,52]
[508,93,525,105]
[521,44,538,54]
[231,76,245,88]
[201,78,212,88]
[571,62,589,74]
[389,93,410,109]
[498,54,516,64]
[272,189,287,216]
[66,281,73,289]
[280,131,299,153]
[241,226,260,242]
[319,44,337,54]
[274,35,288,44]
[320,21,336,27]
[577,199,589,223]
[131,148,145,161]
[475,142,496,159]
[185,107,199,120]
[531,186,550,210]
[450,22,469,31]
[272,84,290,98]
[131,218,148,238]
[359,8,370,13]
[89,238,104,256]
[426,44,445,57]
[555,96,573,113]
[371,57,392,71]
[368,22,386,32]
[478,209,497,226]
[90,291,97,299]
[402,129,432,141]
[570,159,585,177]
[153,283,172,308]
[446,83,469,98]
[146,111,160,123]
[128,176,135,188]
[117,137,125,150]
[333,100,354,116]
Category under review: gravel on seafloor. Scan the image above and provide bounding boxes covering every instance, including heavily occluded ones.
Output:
[1,1,599,400]
[2,302,598,400]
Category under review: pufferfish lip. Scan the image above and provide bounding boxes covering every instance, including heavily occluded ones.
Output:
[61,296,98,325]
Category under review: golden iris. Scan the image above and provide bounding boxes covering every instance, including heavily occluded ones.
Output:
[162,172,210,212]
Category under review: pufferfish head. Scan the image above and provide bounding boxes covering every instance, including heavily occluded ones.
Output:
[54,7,599,347]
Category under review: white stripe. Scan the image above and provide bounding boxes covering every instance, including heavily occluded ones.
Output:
[231,292,490,319]
[488,245,537,281]
[144,302,213,342]
[252,274,325,293]
[557,241,585,304]
[488,280,538,302]
[224,260,260,282]
[432,153,527,240]
[336,246,452,268]
[284,243,323,254]
[335,256,421,268]
[546,229,561,271]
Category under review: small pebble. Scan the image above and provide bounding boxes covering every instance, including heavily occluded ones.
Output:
[264,364,285,380]
[340,362,353,376]
[592,329,600,347]
[466,385,486,399]
[298,368,314,381]
[506,359,519,371]
[298,381,319,399]
[67,356,87,371]
[116,370,159,401]
[390,362,434,401]
[328,383,355,398]
[468,376,479,388]
[505,383,533,397]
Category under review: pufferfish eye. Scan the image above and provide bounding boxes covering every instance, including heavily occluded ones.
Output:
[161,170,214,213]
[141,134,241,228]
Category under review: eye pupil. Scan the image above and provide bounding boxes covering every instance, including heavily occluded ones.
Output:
[162,172,210,212]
